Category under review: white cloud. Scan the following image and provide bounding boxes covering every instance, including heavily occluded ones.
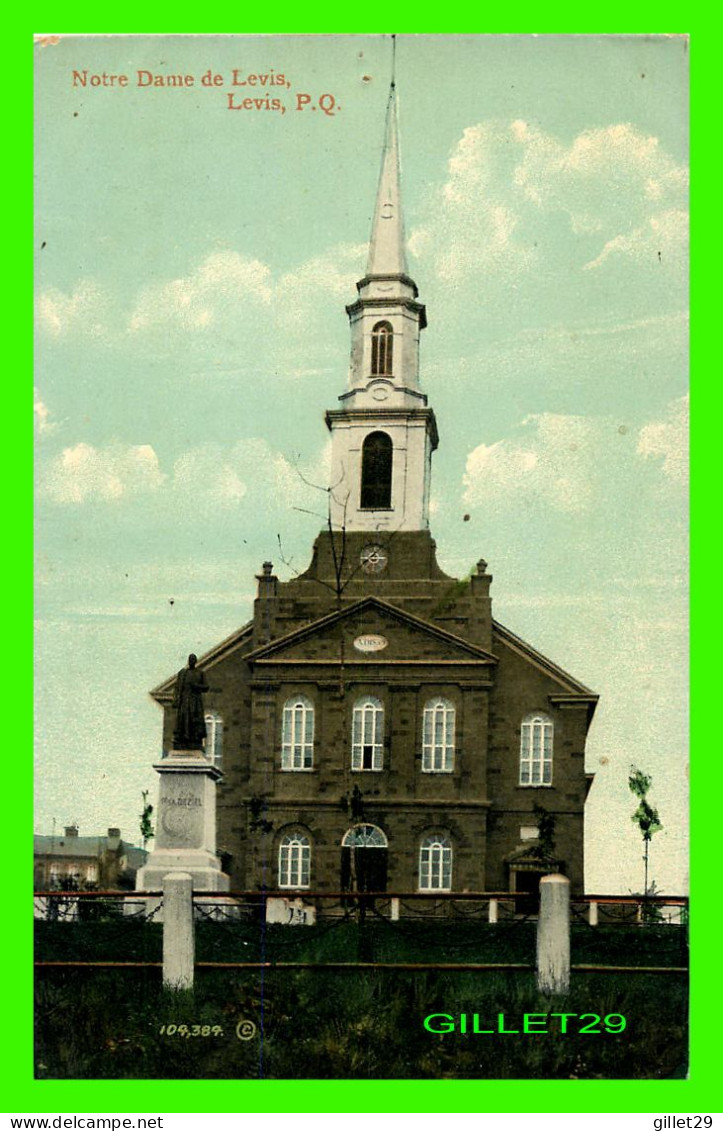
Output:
[45,442,165,503]
[129,251,273,333]
[409,121,536,283]
[637,393,689,484]
[463,396,688,517]
[37,243,364,376]
[36,121,687,363]
[410,120,688,284]
[125,243,365,369]
[172,445,248,508]
[40,434,333,522]
[514,121,686,227]
[463,412,612,514]
[276,246,365,327]
[168,438,308,512]
[34,387,56,436]
[35,280,111,339]
[584,209,688,271]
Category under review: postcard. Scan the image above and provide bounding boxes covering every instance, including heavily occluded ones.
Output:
[32,32,689,1096]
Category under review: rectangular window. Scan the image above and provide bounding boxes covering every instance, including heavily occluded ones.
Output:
[282,697,314,770]
[520,714,553,786]
[422,699,455,773]
[352,697,384,771]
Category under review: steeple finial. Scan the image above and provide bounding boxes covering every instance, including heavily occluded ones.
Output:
[366,48,407,278]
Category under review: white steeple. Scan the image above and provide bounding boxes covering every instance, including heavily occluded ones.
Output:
[325,78,438,534]
[366,85,408,279]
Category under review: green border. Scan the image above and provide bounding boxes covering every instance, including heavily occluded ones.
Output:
[19,15,707,1116]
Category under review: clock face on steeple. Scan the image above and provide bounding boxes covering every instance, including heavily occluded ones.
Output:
[360,544,389,574]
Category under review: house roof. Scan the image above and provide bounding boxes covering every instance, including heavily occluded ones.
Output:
[492,619,598,702]
[150,619,254,701]
[150,603,598,707]
[120,846,148,870]
[34,834,115,859]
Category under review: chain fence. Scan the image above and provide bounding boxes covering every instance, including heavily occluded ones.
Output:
[34,888,688,975]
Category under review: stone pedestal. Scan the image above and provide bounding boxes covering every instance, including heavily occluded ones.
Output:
[136,750,230,894]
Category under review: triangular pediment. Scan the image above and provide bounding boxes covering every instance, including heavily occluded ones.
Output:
[246,597,497,666]
[505,844,562,869]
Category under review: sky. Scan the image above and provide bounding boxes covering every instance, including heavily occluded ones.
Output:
[34,34,689,894]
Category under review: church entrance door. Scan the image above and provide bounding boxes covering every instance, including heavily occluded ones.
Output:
[341,824,388,899]
[512,868,542,916]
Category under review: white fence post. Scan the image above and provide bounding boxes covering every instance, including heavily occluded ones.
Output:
[588,899,598,926]
[536,873,570,995]
[163,872,194,991]
[390,897,400,921]
[488,898,498,924]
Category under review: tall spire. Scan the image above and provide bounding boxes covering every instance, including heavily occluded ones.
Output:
[326,50,435,535]
[366,82,408,278]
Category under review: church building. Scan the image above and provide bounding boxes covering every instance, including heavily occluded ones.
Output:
[151,85,598,900]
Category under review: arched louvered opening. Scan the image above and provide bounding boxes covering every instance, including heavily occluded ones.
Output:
[371,321,393,376]
[360,431,393,509]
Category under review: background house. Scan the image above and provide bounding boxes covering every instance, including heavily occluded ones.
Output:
[34,826,148,890]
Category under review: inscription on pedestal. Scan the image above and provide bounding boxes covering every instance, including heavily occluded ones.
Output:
[157,777,205,849]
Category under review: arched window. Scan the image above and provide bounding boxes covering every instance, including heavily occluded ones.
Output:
[352,695,384,771]
[360,431,393,510]
[278,832,311,888]
[422,697,456,772]
[371,320,393,376]
[281,696,315,770]
[342,824,388,848]
[419,834,453,891]
[204,711,223,769]
[520,712,553,786]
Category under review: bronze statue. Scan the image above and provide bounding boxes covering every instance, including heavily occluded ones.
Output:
[172,653,209,750]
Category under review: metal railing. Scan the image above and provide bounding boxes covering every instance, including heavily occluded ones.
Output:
[34,883,689,992]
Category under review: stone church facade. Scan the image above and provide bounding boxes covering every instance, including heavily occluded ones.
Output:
[151,87,598,899]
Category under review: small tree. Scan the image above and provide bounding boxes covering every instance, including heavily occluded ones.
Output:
[628,766,662,902]
[532,802,557,862]
[140,790,154,850]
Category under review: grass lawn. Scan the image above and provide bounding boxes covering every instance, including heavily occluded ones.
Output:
[34,918,688,1079]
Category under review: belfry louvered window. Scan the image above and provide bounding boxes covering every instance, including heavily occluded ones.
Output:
[281,696,315,770]
[519,712,553,785]
[371,321,393,376]
[360,431,393,509]
[352,696,384,771]
[422,698,455,772]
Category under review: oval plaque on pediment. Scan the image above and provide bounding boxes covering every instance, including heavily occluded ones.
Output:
[353,634,388,653]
